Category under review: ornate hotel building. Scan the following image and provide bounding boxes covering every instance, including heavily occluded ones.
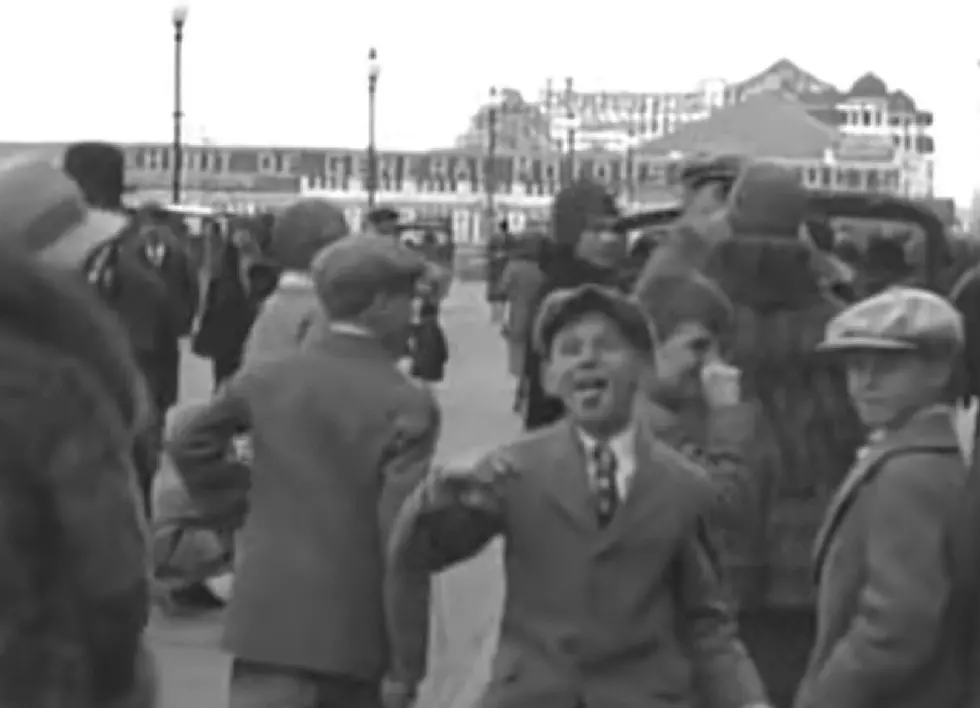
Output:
[0,59,942,242]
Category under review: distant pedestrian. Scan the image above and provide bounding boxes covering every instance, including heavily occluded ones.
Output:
[410,299,448,387]
[485,220,510,324]
[243,197,349,365]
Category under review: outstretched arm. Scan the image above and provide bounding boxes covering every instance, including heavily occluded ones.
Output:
[385,448,508,685]
[379,389,441,688]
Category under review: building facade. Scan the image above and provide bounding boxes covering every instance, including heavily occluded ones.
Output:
[540,59,936,196]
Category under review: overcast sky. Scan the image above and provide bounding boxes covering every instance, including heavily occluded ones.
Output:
[1,0,977,202]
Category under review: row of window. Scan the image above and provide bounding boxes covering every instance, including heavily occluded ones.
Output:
[839,107,933,128]
[307,164,911,199]
[126,147,294,175]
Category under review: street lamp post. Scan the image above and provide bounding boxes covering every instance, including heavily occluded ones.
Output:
[625,124,636,206]
[170,5,188,205]
[367,48,381,209]
[485,86,502,238]
[563,77,577,187]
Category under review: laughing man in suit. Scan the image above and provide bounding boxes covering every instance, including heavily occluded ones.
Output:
[387,284,768,708]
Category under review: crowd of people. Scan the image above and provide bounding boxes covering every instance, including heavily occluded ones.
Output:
[3,138,980,708]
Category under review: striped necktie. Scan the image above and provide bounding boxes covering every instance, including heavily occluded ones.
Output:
[592,442,619,527]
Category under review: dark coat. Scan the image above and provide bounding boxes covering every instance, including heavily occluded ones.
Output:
[168,326,438,681]
[700,237,863,611]
[410,316,448,383]
[91,219,199,413]
[193,241,261,365]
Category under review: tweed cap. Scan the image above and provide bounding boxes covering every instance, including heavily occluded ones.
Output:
[819,286,963,354]
[0,157,127,268]
[270,197,350,271]
[311,234,428,300]
[533,284,654,356]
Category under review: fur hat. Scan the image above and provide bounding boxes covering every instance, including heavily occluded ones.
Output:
[0,158,127,269]
[270,198,350,271]
[726,162,807,239]
[551,178,620,246]
[63,142,128,209]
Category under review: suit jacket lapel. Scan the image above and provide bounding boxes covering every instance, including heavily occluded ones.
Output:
[811,407,961,576]
[538,420,598,531]
[597,427,676,549]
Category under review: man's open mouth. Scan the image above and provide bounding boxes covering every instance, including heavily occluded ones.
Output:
[572,375,610,399]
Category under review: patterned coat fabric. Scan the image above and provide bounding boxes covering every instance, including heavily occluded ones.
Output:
[701,237,863,611]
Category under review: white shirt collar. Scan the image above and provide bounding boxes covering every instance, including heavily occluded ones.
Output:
[328,321,374,338]
[576,424,638,499]
[278,271,314,291]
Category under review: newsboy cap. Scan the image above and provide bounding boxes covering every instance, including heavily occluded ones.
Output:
[533,284,654,356]
[312,234,428,307]
[818,286,964,354]
[271,197,350,271]
[0,157,127,268]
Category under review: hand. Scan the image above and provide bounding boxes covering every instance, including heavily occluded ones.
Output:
[701,360,741,408]
[433,452,518,511]
[381,675,417,708]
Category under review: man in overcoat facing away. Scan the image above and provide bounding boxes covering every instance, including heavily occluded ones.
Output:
[168,235,438,708]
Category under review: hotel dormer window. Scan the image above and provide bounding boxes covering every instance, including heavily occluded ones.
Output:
[259,153,273,173]
[147,149,159,171]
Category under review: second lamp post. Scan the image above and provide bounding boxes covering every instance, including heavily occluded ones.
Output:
[171,5,188,204]
[366,48,380,209]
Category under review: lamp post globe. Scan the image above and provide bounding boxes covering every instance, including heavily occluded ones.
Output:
[368,48,380,83]
[171,4,188,27]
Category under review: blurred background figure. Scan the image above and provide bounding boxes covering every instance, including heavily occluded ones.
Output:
[409,299,449,389]
[193,216,279,389]
[499,231,546,412]
[484,219,511,324]
[857,233,916,298]
[63,141,199,514]
[243,197,350,365]
[364,206,400,238]
[522,179,629,430]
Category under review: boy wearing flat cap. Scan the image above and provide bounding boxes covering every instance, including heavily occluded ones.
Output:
[388,284,768,708]
[795,286,972,708]
[170,235,437,708]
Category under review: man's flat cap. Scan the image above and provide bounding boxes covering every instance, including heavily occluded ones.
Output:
[311,234,428,295]
[271,198,350,271]
[819,286,963,353]
[533,284,654,356]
